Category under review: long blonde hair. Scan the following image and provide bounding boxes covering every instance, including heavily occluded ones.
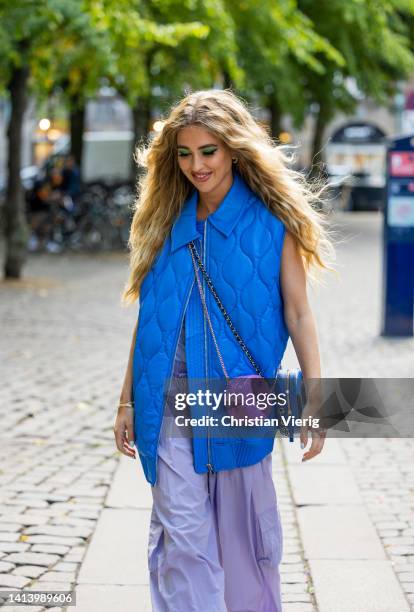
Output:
[122,89,334,304]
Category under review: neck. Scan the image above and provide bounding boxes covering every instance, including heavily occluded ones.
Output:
[197,171,234,220]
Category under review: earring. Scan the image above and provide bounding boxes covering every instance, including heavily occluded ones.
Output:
[232,157,238,164]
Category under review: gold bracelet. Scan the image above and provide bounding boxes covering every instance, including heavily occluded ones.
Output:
[118,401,134,407]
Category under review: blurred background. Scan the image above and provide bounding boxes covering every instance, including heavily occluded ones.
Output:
[2,0,414,259]
[0,3,414,611]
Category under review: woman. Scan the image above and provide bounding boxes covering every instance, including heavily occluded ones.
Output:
[114,89,333,612]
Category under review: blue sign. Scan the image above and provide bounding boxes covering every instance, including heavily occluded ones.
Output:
[382,135,414,336]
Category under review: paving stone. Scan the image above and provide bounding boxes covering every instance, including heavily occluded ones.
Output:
[22,535,84,546]
[281,554,302,564]
[14,499,49,509]
[388,546,414,556]
[282,592,313,603]
[0,573,31,588]
[384,538,414,546]
[0,530,23,544]
[281,583,309,594]
[0,523,23,532]
[376,522,409,531]
[0,560,16,572]
[396,573,414,582]
[395,565,414,573]
[69,510,100,519]
[0,514,49,526]
[3,552,60,566]
[63,552,85,563]
[0,543,30,553]
[1,607,44,612]
[53,487,107,498]
[23,525,92,538]
[281,572,308,583]
[71,584,152,611]
[30,581,73,591]
[280,563,306,573]
[378,530,399,537]
[38,571,76,582]
[30,544,70,555]
[282,604,314,612]
[53,561,78,572]
[310,559,409,612]
[77,509,151,586]
[12,565,46,578]
[297,505,386,560]
[49,517,95,528]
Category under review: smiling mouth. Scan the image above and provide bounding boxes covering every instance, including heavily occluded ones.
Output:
[192,172,212,182]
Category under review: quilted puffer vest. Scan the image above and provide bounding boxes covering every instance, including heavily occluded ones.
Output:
[132,171,289,485]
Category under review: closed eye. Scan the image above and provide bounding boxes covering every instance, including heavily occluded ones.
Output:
[201,147,218,155]
[177,146,218,157]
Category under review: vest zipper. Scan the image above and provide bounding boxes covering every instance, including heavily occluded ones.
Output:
[154,275,195,482]
[202,221,214,474]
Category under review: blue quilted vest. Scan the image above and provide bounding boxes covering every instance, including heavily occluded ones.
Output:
[132,171,289,485]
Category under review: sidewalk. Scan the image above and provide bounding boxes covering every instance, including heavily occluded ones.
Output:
[0,213,413,611]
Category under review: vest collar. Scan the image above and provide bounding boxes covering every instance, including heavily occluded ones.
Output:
[171,171,252,253]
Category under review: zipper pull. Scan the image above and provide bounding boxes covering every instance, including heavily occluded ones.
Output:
[206,463,214,473]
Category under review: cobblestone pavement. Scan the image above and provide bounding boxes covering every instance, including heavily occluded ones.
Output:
[0,251,136,611]
[0,212,413,611]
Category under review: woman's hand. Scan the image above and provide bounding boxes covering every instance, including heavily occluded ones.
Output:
[113,402,136,459]
[299,399,326,462]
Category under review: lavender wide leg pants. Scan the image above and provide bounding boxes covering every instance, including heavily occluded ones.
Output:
[147,415,284,612]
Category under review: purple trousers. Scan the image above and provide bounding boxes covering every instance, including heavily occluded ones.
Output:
[147,415,283,612]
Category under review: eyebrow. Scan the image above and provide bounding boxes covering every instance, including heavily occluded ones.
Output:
[176,143,218,149]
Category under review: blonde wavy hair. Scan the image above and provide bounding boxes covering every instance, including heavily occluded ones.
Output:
[122,89,335,304]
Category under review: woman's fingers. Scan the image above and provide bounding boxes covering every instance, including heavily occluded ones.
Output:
[114,412,136,459]
[299,424,309,449]
[301,429,326,462]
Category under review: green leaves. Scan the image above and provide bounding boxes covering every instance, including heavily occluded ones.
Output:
[2,0,414,143]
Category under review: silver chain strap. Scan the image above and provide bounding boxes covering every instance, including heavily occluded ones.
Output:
[189,246,229,379]
[188,241,264,378]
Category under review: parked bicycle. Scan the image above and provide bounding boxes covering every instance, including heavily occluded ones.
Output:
[26,181,134,253]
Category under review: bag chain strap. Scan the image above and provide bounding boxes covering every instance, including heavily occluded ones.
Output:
[188,241,264,378]
[189,245,229,380]
[188,241,292,437]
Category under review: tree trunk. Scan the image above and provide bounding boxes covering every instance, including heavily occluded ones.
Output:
[3,64,30,279]
[222,70,233,90]
[310,100,327,179]
[131,96,151,183]
[69,96,85,175]
[267,95,282,139]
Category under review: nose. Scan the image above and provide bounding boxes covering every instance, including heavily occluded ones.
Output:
[190,152,207,172]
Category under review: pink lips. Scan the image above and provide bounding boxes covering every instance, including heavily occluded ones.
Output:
[192,172,212,183]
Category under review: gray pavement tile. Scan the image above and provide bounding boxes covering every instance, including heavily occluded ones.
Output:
[287,464,362,505]
[105,454,153,510]
[71,584,151,612]
[310,559,410,612]
[77,509,151,586]
[297,505,386,559]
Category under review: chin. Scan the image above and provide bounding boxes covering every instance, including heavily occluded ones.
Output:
[197,183,216,192]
